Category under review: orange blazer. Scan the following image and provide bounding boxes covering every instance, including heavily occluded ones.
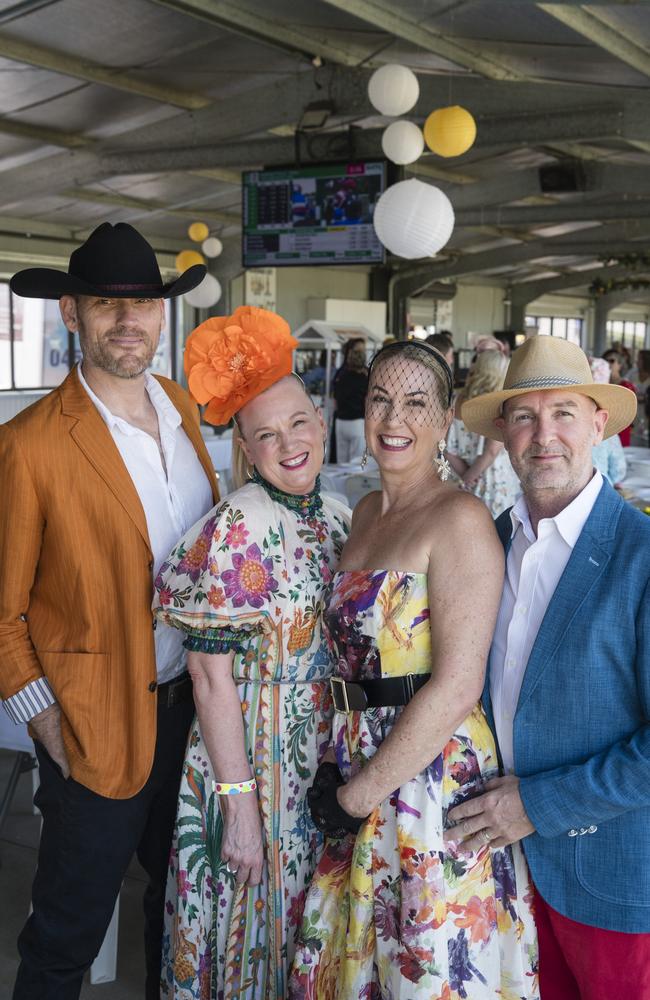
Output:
[0,367,219,798]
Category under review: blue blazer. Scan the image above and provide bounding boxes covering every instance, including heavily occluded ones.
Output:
[485,480,650,932]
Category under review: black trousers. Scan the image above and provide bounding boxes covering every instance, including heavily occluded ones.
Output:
[13,686,194,1000]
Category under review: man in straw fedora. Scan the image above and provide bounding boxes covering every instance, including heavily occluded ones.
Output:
[0,222,219,999]
[445,335,650,998]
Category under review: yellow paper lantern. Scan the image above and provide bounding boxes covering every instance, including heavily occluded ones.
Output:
[188,221,209,242]
[175,249,205,272]
[424,105,476,158]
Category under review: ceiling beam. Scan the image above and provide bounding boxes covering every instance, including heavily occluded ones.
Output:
[0,32,211,109]
[319,0,528,80]
[0,230,184,275]
[0,63,648,213]
[189,168,242,185]
[0,71,324,209]
[405,161,475,185]
[395,223,650,293]
[509,262,644,303]
[149,0,371,67]
[472,105,630,147]
[439,168,545,210]
[0,116,93,148]
[457,199,650,227]
[62,188,240,225]
[538,4,650,79]
[100,105,635,175]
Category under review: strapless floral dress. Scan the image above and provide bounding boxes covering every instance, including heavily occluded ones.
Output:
[289,569,539,1000]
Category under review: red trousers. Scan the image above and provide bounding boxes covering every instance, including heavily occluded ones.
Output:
[533,885,650,1000]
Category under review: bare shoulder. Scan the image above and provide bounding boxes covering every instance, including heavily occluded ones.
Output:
[429,488,500,551]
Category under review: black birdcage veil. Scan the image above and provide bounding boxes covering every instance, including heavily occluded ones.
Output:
[365,342,452,431]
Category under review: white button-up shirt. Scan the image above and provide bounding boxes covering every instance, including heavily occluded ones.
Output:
[490,471,603,773]
[4,366,213,722]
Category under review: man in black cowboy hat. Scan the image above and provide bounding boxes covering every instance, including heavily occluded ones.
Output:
[0,223,220,999]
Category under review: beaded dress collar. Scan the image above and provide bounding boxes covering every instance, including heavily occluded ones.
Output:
[252,468,323,519]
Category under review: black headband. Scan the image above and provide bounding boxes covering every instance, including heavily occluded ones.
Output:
[368,340,454,406]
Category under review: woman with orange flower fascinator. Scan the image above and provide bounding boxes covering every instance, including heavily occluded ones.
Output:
[153,306,350,999]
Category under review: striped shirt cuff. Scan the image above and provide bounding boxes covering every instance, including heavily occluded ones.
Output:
[3,678,56,724]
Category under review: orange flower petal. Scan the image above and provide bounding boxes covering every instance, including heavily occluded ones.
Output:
[184,306,299,424]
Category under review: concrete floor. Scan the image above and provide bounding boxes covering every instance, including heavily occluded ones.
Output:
[0,748,148,999]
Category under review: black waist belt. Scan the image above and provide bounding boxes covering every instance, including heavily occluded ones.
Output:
[330,673,429,713]
[157,671,193,709]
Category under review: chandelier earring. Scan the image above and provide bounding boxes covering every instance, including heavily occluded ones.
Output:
[360,445,369,469]
[434,439,451,482]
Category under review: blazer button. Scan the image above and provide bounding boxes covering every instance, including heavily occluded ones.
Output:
[587,825,598,834]
[148,681,157,692]
[152,619,157,630]
[148,560,154,571]
[578,827,588,836]
[568,829,579,837]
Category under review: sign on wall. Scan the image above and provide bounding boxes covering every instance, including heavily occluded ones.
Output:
[244,268,277,311]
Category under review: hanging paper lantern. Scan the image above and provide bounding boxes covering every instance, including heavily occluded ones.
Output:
[175,249,205,272]
[424,105,476,158]
[373,179,454,260]
[367,64,419,117]
[188,221,209,242]
[183,273,222,309]
[201,236,223,258]
[381,120,424,165]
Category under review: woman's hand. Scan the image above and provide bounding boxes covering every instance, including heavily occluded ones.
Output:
[461,469,479,489]
[337,780,372,819]
[220,794,264,886]
[187,650,265,885]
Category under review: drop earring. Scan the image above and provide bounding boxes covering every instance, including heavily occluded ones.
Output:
[434,439,451,482]
[360,446,368,469]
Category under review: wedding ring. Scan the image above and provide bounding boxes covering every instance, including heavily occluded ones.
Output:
[480,829,491,844]
[225,862,237,874]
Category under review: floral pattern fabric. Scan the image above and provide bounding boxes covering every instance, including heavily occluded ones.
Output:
[289,570,539,1000]
[153,482,349,999]
[447,417,521,518]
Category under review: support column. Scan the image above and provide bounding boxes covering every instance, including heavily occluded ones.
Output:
[509,298,527,335]
[592,289,636,356]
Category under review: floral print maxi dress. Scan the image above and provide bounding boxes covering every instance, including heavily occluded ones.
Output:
[153,480,349,1000]
[289,570,539,1000]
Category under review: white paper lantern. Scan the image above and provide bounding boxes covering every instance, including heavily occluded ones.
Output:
[202,236,223,258]
[368,64,419,117]
[373,179,455,259]
[183,273,222,308]
[381,120,424,165]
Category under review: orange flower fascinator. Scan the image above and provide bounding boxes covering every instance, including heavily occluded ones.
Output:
[184,306,298,425]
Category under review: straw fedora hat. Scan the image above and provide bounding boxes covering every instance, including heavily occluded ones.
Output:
[462,335,637,442]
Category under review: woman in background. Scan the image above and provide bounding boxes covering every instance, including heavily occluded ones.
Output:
[154,307,349,999]
[333,340,368,463]
[590,357,627,486]
[447,350,521,517]
[602,349,636,446]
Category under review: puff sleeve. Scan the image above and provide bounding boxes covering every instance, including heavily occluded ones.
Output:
[153,489,282,654]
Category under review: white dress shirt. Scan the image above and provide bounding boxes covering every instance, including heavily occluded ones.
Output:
[490,471,603,773]
[4,365,213,723]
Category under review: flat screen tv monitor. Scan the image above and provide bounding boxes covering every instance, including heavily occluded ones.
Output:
[242,161,386,267]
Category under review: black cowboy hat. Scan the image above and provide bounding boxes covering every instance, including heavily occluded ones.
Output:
[10,222,206,299]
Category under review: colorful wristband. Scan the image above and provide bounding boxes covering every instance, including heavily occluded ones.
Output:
[212,778,257,795]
